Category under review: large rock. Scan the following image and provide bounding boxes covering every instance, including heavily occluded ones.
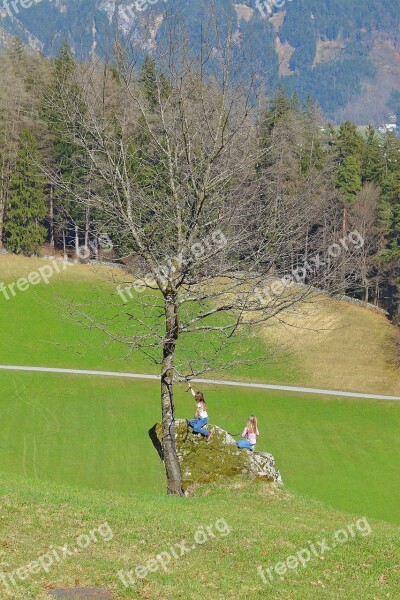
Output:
[149,419,283,490]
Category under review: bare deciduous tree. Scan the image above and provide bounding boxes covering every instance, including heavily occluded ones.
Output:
[347,183,385,302]
[44,12,344,495]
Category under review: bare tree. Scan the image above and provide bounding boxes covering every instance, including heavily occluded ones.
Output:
[347,183,385,302]
[44,10,343,495]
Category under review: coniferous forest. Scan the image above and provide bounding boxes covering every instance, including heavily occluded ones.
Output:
[0,39,399,321]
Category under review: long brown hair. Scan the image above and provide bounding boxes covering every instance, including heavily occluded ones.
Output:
[246,415,258,434]
[195,391,207,411]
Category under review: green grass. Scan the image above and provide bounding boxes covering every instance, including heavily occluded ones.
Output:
[1,254,399,394]
[0,255,301,384]
[1,371,399,524]
[0,256,400,520]
[1,255,400,598]
[0,473,398,599]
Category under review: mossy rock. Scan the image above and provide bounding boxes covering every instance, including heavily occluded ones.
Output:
[149,419,283,491]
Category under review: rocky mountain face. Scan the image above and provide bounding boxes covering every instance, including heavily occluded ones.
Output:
[0,0,399,124]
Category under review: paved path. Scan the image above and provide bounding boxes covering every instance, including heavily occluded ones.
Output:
[0,364,399,400]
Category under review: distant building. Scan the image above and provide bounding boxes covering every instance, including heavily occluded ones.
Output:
[378,123,397,134]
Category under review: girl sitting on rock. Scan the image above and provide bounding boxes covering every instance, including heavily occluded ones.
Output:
[187,383,212,442]
[237,415,259,451]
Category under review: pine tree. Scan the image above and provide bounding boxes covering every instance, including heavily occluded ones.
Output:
[301,96,326,173]
[139,56,159,110]
[362,125,385,184]
[42,43,88,257]
[3,130,47,254]
[139,55,171,110]
[337,121,365,163]
[336,155,362,203]
[260,86,293,144]
[9,37,25,63]
[379,133,400,260]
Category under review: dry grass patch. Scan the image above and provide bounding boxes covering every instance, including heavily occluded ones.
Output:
[264,293,400,395]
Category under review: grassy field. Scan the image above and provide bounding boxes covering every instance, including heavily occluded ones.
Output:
[0,254,399,393]
[0,254,400,598]
[265,294,400,395]
[0,255,301,384]
[0,254,399,525]
[1,370,399,524]
[0,473,398,599]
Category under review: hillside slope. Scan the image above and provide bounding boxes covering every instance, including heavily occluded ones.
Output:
[0,0,399,123]
[0,473,399,599]
[264,295,400,396]
[0,254,399,395]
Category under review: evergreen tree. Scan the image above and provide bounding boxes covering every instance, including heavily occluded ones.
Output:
[139,56,160,110]
[42,43,89,256]
[3,130,47,254]
[337,155,362,203]
[260,86,293,141]
[139,55,172,110]
[9,37,25,63]
[379,134,400,260]
[337,121,365,162]
[300,96,326,173]
[362,125,385,184]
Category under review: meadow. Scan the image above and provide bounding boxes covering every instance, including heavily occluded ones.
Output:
[0,473,399,599]
[0,255,399,527]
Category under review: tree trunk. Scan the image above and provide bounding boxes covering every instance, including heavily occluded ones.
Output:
[161,294,183,496]
[84,206,90,252]
[342,206,347,238]
[75,224,79,259]
[94,235,99,260]
[0,154,7,250]
[62,230,67,258]
[49,186,55,250]
[304,228,309,271]
[0,201,4,249]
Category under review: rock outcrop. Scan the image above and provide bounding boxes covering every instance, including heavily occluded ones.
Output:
[149,419,283,490]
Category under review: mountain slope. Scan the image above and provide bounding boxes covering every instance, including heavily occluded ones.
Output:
[0,0,399,123]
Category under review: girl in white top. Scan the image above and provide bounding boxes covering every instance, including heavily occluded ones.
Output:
[187,383,212,441]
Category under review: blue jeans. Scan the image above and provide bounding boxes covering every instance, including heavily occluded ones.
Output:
[189,417,209,437]
[237,439,254,451]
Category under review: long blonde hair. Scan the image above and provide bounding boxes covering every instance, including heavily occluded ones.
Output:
[195,391,207,412]
[246,415,258,433]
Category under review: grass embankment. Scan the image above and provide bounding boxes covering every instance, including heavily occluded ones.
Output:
[265,294,400,395]
[0,474,398,599]
[0,254,399,394]
[1,371,399,524]
[0,254,400,525]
